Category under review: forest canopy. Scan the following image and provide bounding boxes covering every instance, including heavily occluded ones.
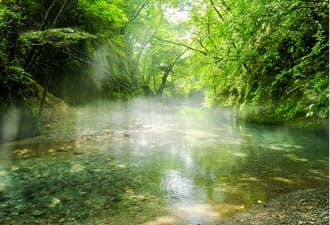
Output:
[0,0,328,138]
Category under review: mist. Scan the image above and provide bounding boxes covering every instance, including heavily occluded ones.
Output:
[73,97,237,145]
[0,97,328,224]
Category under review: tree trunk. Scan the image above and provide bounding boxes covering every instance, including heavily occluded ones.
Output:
[36,72,51,124]
[156,70,170,97]
[156,48,189,97]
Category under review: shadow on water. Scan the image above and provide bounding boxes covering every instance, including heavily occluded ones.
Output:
[0,98,328,224]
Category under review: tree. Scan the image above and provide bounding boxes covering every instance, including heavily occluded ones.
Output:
[123,0,197,97]
[188,0,329,124]
[0,0,136,139]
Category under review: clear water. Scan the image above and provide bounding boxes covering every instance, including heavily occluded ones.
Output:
[0,99,328,225]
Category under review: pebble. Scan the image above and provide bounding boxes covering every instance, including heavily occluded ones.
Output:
[79,191,88,196]
[216,186,329,225]
[32,209,45,217]
[48,197,61,208]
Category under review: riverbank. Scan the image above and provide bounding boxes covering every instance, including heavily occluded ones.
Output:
[218,186,329,225]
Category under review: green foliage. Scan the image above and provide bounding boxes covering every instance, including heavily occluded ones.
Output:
[1,66,33,93]
[0,0,135,114]
[0,0,328,129]
[0,66,35,110]
[19,28,96,47]
[0,5,18,28]
[123,0,198,97]
[78,0,128,29]
[189,0,328,126]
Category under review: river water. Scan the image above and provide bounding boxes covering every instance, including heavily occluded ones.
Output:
[0,99,328,225]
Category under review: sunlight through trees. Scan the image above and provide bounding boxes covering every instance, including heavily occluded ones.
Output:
[0,0,328,137]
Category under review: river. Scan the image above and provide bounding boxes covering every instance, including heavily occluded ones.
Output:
[0,98,328,225]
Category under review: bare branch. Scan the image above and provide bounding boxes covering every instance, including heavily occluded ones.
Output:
[52,0,68,27]
[40,0,57,30]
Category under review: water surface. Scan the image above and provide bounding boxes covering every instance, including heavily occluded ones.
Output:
[0,99,328,225]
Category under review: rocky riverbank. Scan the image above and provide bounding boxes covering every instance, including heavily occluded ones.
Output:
[218,186,329,225]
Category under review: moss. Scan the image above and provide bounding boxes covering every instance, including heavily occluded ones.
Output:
[19,28,96,47]
[238,96,328,128]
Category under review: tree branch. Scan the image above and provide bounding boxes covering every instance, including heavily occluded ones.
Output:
[153,36,208,56]
[208,0,251,73]
[52,0,68,27]
[133,14,164,82]
[129,0,150,23]
[156,46,190,96]
[197,36,210,54]
[220,0,231,11]
[40,0,57,30]
[209,0,224,21]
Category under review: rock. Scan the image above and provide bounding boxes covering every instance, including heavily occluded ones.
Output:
[32,209,45,217]
[56,148,68,152]
[10,166,20,172]
[79,191,88,196]
[216,186,329,225]
[134,194,149,201]
[320,211,328,217]
[73,151,83,155]
[0,186,5,196]
[48,197,61,208]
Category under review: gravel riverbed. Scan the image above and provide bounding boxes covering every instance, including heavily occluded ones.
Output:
[217,186,329,225]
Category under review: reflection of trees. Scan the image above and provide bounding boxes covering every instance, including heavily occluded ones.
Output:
[188,126,328,208]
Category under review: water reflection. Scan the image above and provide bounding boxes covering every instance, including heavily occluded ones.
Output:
[162,169,195,201]
[162,169,220,224]
[0,99,328,225]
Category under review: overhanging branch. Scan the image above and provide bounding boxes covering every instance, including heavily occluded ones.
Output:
[153,36,208,56]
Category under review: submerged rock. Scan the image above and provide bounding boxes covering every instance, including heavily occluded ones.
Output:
[48,197,61,208]
[0,171,9,197]
[31,209,45,217]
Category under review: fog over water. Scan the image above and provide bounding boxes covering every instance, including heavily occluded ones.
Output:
[0,98,328,224]
[72,98,328,223]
